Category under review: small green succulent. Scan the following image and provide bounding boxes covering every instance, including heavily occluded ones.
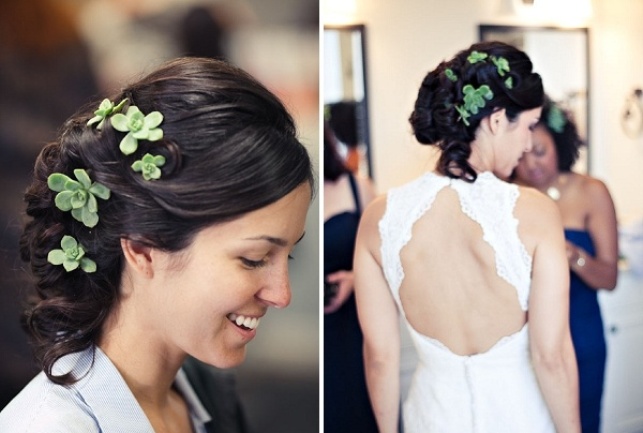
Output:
[131,153,166,180]
[455,105,472,126]
[491,56,510,76]
[547,105,567,133]
[111,106,164,155]
[47,168,111,228]
[47,235,96,273]
[444,68,458,82]
[462,84,494,115]
[467,51,488,64]
[87,98,128,130]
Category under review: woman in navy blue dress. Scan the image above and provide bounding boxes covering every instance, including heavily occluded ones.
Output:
[324,123,378,432]
[515,97,619,432]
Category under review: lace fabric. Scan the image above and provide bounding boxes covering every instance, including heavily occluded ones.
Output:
[379,171,531,311]
[378,171,554,433]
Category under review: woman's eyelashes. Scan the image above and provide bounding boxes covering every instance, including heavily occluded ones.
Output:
[240,254,295,269]
[239,246,297,269]
[240,257,268,269]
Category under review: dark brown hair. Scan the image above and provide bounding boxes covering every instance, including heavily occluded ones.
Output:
[19,57,314,384]
[537,96,584,171]
[409,41,544,181]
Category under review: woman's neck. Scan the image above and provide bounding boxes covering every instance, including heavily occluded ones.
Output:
[99,302,186,408]
[540,172,567,201]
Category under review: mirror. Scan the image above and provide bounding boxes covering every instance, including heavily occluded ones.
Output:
[324,24,373,178]
[479,25,590,173]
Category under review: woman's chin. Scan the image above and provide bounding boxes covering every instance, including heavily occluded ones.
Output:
[195,347,247,369]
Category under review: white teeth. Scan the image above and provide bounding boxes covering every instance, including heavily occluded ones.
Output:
[227,313,260,330]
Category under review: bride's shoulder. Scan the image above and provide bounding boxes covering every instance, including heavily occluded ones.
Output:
[515,185,563,232]
[361,194,388,224]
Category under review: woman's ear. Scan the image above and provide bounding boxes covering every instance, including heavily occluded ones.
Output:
[121,238,154,278]
[488,108,506,135]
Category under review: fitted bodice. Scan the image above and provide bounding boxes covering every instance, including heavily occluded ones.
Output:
[378,171,554,432]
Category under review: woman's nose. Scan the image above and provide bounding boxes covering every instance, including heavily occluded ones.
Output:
[257,267,292,308]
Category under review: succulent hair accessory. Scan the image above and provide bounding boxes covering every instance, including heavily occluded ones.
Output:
[444,68,458,82]
[87,98,128,130]
[547,104,567,133]
[490,56,510,76]
[455,84,494,126]
[132,153,166,181]
[111,106,164,155]
[453,51,513,126]
[47,235,96,273]
[47,168,111,228]
[467,51,488,64]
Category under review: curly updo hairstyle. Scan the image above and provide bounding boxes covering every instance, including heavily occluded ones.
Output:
[537,96,585,171]
[19,57,315,384]
[409,41,544,181]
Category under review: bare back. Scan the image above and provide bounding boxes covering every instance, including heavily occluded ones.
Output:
[379,171,533,356]
[401,186,526,355]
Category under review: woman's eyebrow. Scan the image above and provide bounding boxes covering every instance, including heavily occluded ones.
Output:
[244,232,306,247]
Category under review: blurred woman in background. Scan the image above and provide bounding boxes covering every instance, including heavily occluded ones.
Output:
[324,122,377,432]
[514,97,618,433]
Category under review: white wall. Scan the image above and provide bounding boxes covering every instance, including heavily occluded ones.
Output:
[590,0,643,225]
[333,0,643,226]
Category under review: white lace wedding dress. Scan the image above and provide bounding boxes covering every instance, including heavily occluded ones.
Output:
[379,171,555,433]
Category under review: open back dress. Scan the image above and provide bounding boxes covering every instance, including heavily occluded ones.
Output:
[379,171,555,433]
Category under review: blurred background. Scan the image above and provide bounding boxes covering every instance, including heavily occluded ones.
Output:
[0,0,319,432]
[323,0,643,431]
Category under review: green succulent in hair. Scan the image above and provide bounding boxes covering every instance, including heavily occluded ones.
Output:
[87,98,128,130]
[462,84,493,115]
[467,51,488,64]
[444,68,458,82]
[47,168,111,228]
[111,106,164,155]
[132,153,166,180]
[547,104,567,133]
[455,104,472,126]
[47,235,96,273]
[454,51,513,125]
[454,85,494,127]
[490,56,510,76]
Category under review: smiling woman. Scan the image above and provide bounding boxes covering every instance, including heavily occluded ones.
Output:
[0,57,314,433]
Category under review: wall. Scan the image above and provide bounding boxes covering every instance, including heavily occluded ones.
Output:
[590,0,643,225]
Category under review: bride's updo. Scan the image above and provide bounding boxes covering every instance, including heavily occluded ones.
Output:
[409,41,543,181]
[19,57,314,384]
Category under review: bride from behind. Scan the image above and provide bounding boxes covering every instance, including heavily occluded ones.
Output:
[353,41,580,433]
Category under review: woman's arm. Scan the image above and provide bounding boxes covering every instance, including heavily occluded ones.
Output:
[324,176,378,314]
[568,177,618,290]
[529,197,581,433]
[354,197,401,433]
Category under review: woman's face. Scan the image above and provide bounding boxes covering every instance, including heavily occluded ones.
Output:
[514,124,559,188]
[494,108,542,179]
[144,183,311,368]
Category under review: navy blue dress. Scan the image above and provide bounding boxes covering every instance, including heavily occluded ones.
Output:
[566,229,606,433]
[324,174,377,432]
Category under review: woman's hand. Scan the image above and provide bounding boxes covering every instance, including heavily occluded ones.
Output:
[324,270,354,314]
